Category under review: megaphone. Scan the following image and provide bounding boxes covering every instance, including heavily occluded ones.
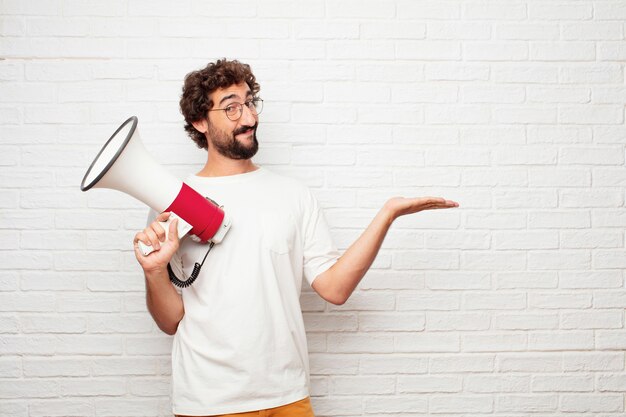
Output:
[80,116,231,255]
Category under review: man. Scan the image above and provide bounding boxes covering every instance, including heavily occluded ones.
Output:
[133,59,458,417]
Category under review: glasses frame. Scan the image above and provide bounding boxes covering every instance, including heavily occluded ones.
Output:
[208,98,264,121]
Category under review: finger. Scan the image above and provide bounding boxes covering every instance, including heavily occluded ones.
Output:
[168,217,179,243]
[144,228,161,250]
[150,221,167,242]
[156,211,171,222]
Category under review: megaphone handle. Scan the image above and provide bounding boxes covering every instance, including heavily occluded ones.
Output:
[138,214,193,256]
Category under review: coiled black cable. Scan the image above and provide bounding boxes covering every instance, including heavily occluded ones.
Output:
[167,241,215,288]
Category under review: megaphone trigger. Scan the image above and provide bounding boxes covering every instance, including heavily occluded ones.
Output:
[138,213,193,256]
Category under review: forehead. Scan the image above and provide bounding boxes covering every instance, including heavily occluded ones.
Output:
[210,82,251,105]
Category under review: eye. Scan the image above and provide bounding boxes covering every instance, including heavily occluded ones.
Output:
[224,105,236,114]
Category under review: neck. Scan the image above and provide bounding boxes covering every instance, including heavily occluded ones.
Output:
[196,149,258,177]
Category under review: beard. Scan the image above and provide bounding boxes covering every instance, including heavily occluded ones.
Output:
[207,122,259,160]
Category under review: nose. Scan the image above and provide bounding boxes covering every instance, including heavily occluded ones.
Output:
[239,103,257,126]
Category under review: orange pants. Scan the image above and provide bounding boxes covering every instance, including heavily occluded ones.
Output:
[176,397,315,417]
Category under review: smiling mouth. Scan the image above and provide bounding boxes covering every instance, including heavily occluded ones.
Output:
[236,127,255,137]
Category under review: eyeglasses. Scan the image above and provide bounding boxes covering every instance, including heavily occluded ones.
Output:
[208,98,264,121]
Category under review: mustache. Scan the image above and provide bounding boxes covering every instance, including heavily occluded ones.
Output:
[234,124,257,136]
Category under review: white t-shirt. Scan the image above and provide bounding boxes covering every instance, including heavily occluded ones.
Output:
[168,167,339,416]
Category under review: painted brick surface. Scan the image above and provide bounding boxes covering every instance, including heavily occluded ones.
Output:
[2,1,625,416]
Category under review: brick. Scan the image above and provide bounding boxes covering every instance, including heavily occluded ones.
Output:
[128,377,170,396]
[594,250,626,269]
[529,210,590,229]
[596,331,626,350]
[361,21,426,39]
[562,311,623,330]
[464,41,528,61]
[430,395,493,413]
[397,1,461,19]
[494,106,557,124]
[94,398,159,417]
[357,62,423,82]
[426,312,490,331]
[597,374,626,392]
[493,231,558,250]
[494,190,557,209]
[328,334,393,353]
[462,250,526,271]
[359,313,425,331]
[466,375,529,393]
[331,376,395,395]
[327,40,395,60]
[430,354,495,373]
[530,42,595,61]
[303,313,357,332]
[464,2,526,19]
[560,271,623,289]
[493,64,558,83]
[561,189,623,208]
[496,23,559,40]
[560,64,623,84]
[464,292,527,310]
[495,272,558,289]
[594,291,626,308]
[23,358,89,377]
[562,22,623,40]
[561,229,622,249]
[397,40,461,60]
[560,106,624,125]
[528,331,594,351]
[528,168,590,187]
[363,396,428,414]
[561,394,624,412]
[496,395,558,413]
[425,231,490,250]
[529,2,592,20]
[529,293,592,309]
[529,250,591,270]
[397,293,461,311]
[0,357,21,377]
[294,21,358,40]
[528,86,590,104]
[594,1,626,19]
[465,212,527,230]
[394,333,460,353]
[394,250,459,270]
[426,63,490,81]
[59,378,125,396]
[498,353,562,372]
[310,354,358,375]
[427,22,491,40]
[496,314,559,330]
[462,85,524,103]
[398,375,461,393]
[425,104,490,124]
[20,315,86,334]
[427,272,490,290]
[463,333,527,352]
[460,170,513,194]
[359,355,427,374]
[527,126,592,144]
[562,352,624,371]
[599,41,626,61]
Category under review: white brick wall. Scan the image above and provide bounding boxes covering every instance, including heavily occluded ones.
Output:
[1,1,625,416]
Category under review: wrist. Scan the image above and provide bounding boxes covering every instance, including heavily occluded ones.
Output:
[379,203,397,226]
[144,266,170,282]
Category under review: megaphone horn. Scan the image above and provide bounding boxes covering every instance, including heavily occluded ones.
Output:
[80,116,231,254]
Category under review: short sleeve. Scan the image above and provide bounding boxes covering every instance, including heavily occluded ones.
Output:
[301,189,340,286]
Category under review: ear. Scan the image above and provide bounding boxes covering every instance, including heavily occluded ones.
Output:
[191,118,208,134]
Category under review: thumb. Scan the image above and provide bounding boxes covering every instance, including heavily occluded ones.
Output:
[168,217,179,243]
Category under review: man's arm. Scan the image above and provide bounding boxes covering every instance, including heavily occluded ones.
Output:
[312,197,459,305]
[133,212,184,335]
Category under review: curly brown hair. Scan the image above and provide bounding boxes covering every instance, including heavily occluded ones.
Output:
[179,59,260,149]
